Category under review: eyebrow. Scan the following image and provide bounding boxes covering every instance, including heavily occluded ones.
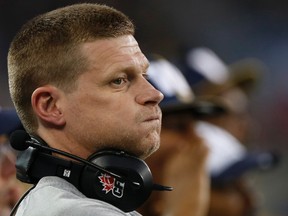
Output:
[139,53,150,73]
[124,53,150,74]
[142,62,150,74]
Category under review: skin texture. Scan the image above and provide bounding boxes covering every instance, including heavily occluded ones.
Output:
[32,35,164,160]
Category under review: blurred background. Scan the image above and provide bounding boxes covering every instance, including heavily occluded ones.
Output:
[0,0,287,215]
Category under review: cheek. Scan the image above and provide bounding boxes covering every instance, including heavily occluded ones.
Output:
[63,93,108,135]
[69,98,137,135]
[64,91,142,134]
[66,91,115,119]
[85,93,135,118]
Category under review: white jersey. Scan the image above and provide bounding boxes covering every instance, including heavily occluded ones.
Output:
[15,176,142,216]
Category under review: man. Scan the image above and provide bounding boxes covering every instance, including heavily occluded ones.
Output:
[8,3,164,215]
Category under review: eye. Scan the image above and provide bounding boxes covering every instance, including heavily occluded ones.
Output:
[111,77,128,87]
[113,78,124,85]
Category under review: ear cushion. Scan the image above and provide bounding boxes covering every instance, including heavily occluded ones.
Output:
[15,147,39,184]
[80,151,153,212]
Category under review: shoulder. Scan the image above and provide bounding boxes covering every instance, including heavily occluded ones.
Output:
[16,177,141,216]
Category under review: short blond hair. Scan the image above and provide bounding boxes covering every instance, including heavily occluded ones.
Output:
[8,3,134,133]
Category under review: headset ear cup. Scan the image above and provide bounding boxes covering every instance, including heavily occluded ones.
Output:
[15,147,39,184]
[80,151,153,212]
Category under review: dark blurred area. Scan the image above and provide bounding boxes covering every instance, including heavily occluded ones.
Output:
[1,0,287,215]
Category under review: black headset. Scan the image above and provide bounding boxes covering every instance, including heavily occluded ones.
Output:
[10,130,172,213]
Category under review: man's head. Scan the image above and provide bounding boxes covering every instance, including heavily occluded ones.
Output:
[8,3,134,133]
[8,3,163,159]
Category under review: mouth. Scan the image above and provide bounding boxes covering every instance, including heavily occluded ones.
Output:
[145,117,159,122]
[142,108,162,123]
[144,114,161,122]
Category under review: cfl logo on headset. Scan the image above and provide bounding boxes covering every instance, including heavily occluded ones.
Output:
[98,173,125,198]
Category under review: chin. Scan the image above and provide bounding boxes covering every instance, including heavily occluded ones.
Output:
[140,142,160,160]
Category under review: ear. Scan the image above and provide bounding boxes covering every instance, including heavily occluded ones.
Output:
[31,85,66,127]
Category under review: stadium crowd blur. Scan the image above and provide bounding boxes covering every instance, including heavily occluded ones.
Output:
[1,0,288,215]
[0,108,28,215]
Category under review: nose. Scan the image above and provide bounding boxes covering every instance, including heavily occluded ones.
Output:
[135,78,164,106]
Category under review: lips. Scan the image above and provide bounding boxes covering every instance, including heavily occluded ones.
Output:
[142,107,162,122]
[144,111,162,122]
[145,115,160,122]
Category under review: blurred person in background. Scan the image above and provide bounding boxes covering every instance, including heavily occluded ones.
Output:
[0,107,25,216]
[181,47,265,146]
[138,55,226,216]
[182,47,280,216]
[194,119,278,216]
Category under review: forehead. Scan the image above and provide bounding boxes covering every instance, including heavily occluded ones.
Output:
[80,35,148,71]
